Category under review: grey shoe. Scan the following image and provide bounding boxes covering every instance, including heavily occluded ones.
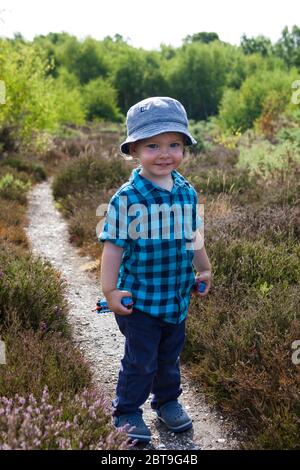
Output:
[114,412,152,443]
[156,400,193,432]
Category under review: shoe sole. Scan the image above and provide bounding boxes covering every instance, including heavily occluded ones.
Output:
[128,432,152,443]
[157,416,193,432]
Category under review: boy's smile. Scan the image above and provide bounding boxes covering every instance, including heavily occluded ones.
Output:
[129,132,185,187]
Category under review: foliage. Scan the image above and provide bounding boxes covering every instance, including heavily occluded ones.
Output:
[166,42,230,120]
[0,385,128,449]
[218,68,298,132]
[0,174,31,204]
[274,25,300,68]
[0,244,70,335]
[237,140,300,177]
[52,155,131,202]
[82,78,122,121]
[2,26,300,146]
[0,39,85,151]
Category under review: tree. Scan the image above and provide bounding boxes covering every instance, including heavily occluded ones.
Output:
[274,25,300,68]
[113,49,168,113]
[183,32,220,44]
[167,42,229,120]
[55,36,109,84]
[240,34,273,57]
[82,78,121,122]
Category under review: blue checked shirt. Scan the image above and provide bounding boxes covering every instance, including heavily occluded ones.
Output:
[99,167,202,324]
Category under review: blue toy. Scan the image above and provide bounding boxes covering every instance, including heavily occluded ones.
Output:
[195,280,206,293]
[96,296,133,314]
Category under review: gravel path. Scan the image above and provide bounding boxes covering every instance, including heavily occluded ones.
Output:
[25,179,240,450]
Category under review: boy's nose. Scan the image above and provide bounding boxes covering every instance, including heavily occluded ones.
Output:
[160,146,170,157]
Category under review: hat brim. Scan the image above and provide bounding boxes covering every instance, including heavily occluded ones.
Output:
[120,122,197,155]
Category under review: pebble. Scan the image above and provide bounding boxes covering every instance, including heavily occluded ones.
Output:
[157,444,166,449]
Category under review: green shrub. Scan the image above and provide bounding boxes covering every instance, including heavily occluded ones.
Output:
[186,120,206,154]
[211,238,300,288]
[187,168,254,195]
[276,126,300,148]
[0,327,91,400]
[218,68,299,132]
[3,158,47,182]
[0,174,31,204]
[0,39,86,152]
[82,78,122,122]
[0,243,70,336]
[184,283,300,449]
[52,155,131,202]
[237,140,300,177]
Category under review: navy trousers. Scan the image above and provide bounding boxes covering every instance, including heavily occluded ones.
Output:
[112,309,186,416]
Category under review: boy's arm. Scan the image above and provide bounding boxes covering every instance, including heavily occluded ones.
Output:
[100,241,133,315]
[192,231,212,296]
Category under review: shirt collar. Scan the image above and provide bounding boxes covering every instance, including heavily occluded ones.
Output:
[129,166,186,197]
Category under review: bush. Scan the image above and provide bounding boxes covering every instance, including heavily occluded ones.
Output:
[0,327,91,400]
[187,168,254,195]
[0,39,86,152]
[184,282,300,449]
[0,174,31,204]
[0,244,70,335]
[218,68,299,132]
[211,238,300,288]
[237,140,300,177]
[52,155,131,203]
[3,158,47,182]
[82,78,122,122]
[0,386,128,450]
[187,120,206,154]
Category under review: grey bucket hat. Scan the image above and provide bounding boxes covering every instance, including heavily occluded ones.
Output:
[120,96,197,155]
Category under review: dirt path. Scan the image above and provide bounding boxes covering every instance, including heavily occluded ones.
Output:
[25,179,240,450]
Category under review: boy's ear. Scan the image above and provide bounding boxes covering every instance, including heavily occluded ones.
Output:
[129,143,137,156]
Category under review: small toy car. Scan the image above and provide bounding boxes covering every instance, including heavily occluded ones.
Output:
[194,280,206,293]
[96,296,133,314]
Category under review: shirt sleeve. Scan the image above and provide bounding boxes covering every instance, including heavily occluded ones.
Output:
[192,188,203,232]
[98,194,129,249]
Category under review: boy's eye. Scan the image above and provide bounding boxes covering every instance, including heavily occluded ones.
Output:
[170,142,181,148]
[146,144,159,149]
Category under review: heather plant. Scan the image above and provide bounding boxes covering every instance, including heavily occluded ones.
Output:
[185,167,255,196]
[3,158,47,182]
[52,155,131,207]
[206,202,300,247]
[210,237,300,289]
[185,281,300,449]
[0,326,91,400]
[0,244,70,335]
[0,386,128,450]
[237,140,300,177]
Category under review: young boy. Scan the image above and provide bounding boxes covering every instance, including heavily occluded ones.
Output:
[99,97,212,443]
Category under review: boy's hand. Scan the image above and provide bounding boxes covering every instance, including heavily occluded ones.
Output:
[192,270,212,297]
[105,289,133,316]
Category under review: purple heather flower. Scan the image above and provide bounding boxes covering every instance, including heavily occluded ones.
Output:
[39,322,48,332]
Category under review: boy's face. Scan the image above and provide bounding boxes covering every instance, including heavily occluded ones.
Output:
[129,132,185,180]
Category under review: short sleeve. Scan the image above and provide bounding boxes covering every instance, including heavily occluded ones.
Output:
[98,194,129,249]
[192,189,203,232]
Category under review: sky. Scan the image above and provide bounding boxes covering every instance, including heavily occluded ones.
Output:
[0,0,299,50]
